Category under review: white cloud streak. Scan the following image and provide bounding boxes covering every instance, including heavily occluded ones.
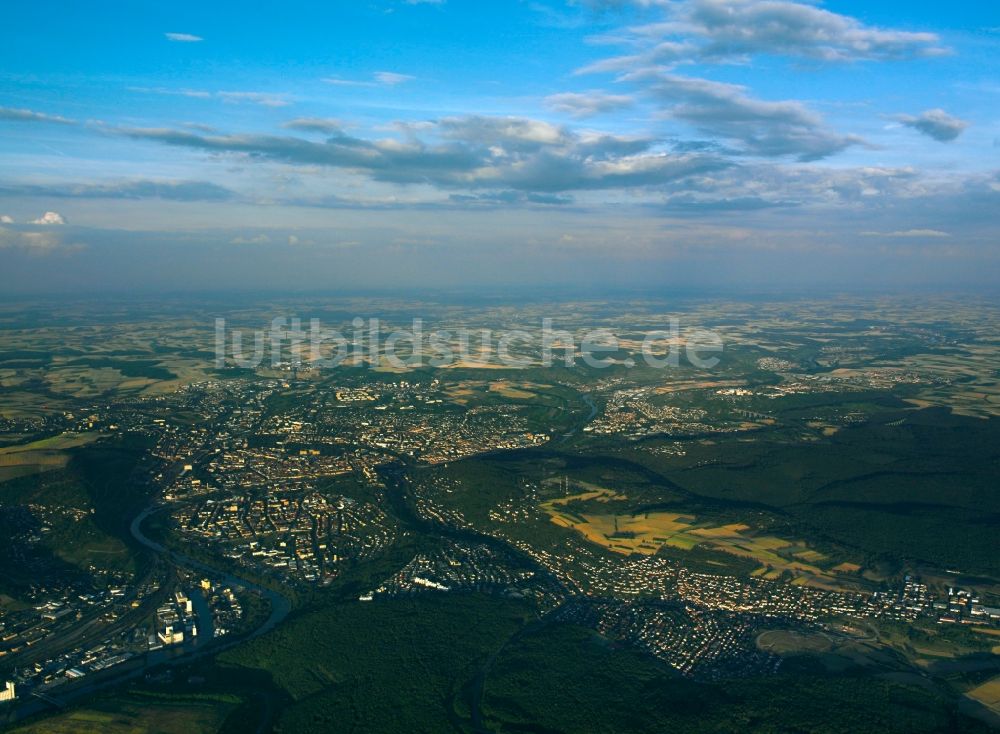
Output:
[165,32,203,42]
[0,106,75,125]
[545,91,635,118]
[322,71,415,87]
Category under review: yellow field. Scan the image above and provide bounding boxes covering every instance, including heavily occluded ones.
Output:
[970,629,1000,653]
[541,494,849,588]
[971,628,1000,638]
[541,482,627,506]
[546,511,698,554]
[967,675,1000,714]
[444,360,518,369]
[833,562,862,573]
[688,523,750,537]
[653,379,745,394]
[807,421,840,436]
[443,379,557,405]
[793,549,828,563]
[488,381,536,399]
[0,450,67,468]
[444,384,478,405]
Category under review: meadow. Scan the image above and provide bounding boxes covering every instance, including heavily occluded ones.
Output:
[7,690,243,734]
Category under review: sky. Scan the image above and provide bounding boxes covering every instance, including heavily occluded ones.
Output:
[0,0,997,294]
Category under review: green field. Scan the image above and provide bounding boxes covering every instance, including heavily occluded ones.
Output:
[8,690,243,734]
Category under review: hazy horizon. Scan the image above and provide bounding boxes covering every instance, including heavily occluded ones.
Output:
[1,0,997,292]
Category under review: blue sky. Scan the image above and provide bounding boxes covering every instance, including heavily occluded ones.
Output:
[0,0,997,292]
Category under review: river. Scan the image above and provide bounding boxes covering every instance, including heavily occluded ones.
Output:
[3,504,293,726]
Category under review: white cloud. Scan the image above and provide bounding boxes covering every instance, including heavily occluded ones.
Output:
[129,86,212,99]
[0,106,75,125]
[0,227,78,255]
[895,109,969,142]
[374,71,415,85]
[217,91,291,108]
[165,32,203,42]
[0,215,13,223]
[545,91,634,118]
[230,234,272,245]
[568,2,929,161]
[119,115,720,193]
[629,71,862,160]
[861,229,951,238]
[584,0,947,66]
[129,87,290,107]
[0,179,233,202]
[282,118,344,134]
[31,211,66,225]
[321,78,376,87]
[322,71,415,87]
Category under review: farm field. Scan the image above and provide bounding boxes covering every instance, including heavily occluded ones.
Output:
[0,431,105,481]
[7,690,243,734]
[966,675,1000,717]
[540,490,846,588]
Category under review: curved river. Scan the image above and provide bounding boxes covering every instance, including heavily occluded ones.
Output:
[129,504,293,642]
[5,505,292,725]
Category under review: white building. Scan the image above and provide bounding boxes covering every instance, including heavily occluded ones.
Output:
[158,625,184,646]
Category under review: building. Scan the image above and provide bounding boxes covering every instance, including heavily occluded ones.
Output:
[175,591,193,615]
[0,681,15,703]
[158,624,184,646]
